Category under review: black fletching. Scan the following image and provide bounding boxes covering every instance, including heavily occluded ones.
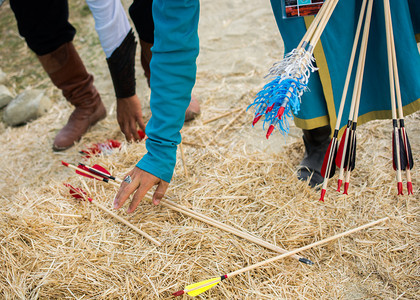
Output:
[344,126,356,172]
[406,135,414,169]
[392,131,397,170]
[398,130,408,170]
[343,130,353,170]
[349,135,356,171]
[402,130,414,169]
[328,146,338,178]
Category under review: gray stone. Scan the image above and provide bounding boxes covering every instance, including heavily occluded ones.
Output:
[3,89,51,126]
[0,68,6,85]
[0,85,13,108]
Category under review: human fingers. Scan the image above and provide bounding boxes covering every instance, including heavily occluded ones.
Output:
[126,177,155,214]
[123,121,134,141]
[118,116,133,142]
[114,168,140,209]
[152,180,169,205]
[136,114,146,132]
[130,118,140,141]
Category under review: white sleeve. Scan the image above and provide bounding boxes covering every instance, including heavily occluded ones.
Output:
[85,0,131,58]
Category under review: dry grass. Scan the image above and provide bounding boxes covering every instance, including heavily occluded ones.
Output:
[0,0,419,299]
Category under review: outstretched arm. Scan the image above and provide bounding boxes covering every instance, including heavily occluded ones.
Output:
[114,0,200,213]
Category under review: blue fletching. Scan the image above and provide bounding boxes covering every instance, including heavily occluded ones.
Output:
[248,75,307,137]
[249,48,317,138]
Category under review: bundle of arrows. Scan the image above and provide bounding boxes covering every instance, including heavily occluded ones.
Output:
[61,161,314,265]
[248,0,339,138]
[383,0,413,195]
[319,0,414,201]
[319,0,373,201]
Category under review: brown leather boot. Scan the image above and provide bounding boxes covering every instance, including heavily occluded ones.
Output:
[139,39,200,121]
[37,42,107,151]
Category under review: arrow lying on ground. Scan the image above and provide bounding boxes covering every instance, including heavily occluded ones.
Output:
[61,161,313,265]
[173,217,389,297]
[63,182,161,246]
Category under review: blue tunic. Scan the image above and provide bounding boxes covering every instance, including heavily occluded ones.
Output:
[270,0,420,132]
[136,0,200,182]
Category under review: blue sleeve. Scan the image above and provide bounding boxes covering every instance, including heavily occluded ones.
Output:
[136,0,200,182]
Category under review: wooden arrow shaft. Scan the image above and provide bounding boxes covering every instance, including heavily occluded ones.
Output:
[333,0,368,132]
[67,163,307,261]
[227,217,389,277]
[384,0,403,187]
[297,0,331,49]
[91,201,161,246]
[308,0,339,52]
[66,183,161,246]
[160,198,305,261]
[183,217,389,296]
[337,0,373,189]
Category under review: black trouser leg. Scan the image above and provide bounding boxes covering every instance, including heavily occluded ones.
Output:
[298,125,331,187]
[10,0,76,55]
[129,0,154,43]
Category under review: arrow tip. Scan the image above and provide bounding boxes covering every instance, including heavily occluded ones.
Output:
[266,125,275,139]
[265,103,274,113]
[343,182,349,195]
[337,179,342,192]
[407,182,413,195]
[319,189,326,202]
[61,161,69,167]
[252,115,262,126]
[299,257,314,265]
[276,106,285,119]
[172,290,185,297]
[397,182,403,195]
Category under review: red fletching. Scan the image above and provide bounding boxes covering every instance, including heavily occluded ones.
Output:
[252,115,262,126]
[70,191,83,199]
[61,161,69,167]
[80,139,121,158]
[407,182,413,195]
[172,290,185,297]
[107,139,121,148]
[77,163,114,181]
[266,124,275,139]
[319,189,326,202]
[343,182,349,195]
[76,165,95,179]
[64,183,92,202]
[80,144,101,158]
[92,164,111,175]
[397,182,403,195]
[335,128,347,168]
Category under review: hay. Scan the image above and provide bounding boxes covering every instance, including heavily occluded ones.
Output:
[1,0,419,299]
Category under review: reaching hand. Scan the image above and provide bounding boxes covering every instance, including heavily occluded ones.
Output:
[114,166,169,213]
[117,95,146,141]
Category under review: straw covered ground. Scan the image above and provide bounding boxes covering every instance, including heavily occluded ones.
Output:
[0,0,419,299]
